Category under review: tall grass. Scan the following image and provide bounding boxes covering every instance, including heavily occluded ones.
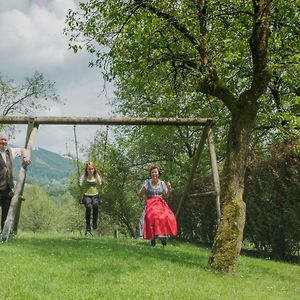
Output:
[0,232,299,300]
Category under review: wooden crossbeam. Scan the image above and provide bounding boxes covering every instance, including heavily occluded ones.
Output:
[189,191,217,198]
[0,116,212,126]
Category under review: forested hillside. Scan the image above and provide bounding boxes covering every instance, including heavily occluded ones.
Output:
[13,147,75,186]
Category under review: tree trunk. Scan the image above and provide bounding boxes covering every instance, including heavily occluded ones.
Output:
[209,107,256,274]
[208,0,270,274]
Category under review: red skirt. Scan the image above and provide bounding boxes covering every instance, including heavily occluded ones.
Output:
[143,197,177,240]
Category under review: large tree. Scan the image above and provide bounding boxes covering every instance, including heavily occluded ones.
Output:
[65,0,299,274]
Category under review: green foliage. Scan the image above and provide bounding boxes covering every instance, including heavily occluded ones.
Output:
[65,0,299,152]
[252,2,300,150]
[244,143,300,260]
[174,179,219,245]
[59,198,84,233]
[19,185,59,232]
[19,184,86,234]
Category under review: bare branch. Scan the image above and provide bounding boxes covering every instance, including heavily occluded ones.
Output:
[2,92,36,116]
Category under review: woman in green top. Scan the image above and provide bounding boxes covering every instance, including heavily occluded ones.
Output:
[79,161,102,232]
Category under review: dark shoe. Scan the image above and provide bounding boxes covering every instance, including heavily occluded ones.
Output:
[86,224,91,232]
[151,239,156,247]
[93,223,97,230]
[161,237,167,246]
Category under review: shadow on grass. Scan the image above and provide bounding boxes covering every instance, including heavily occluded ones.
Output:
[6,234,210,272]
[241,248,300,265]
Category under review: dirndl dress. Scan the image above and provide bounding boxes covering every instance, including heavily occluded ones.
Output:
[139,179,177,240]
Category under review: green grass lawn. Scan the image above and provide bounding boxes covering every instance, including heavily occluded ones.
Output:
[0,232,299,300]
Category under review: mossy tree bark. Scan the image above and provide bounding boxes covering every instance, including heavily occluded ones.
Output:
[209,104,257,274]
[209,0,270,273]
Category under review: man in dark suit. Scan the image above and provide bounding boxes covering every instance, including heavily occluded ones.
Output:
[0,132,31,231]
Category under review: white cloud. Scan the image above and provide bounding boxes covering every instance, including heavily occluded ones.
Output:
[1,1,115,155]
[0,0,30,12]
[0,2,75,75]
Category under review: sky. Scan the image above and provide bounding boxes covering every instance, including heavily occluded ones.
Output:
[0,0,114,157]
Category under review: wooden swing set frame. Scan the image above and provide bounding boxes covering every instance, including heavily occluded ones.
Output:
[0,116,220,242]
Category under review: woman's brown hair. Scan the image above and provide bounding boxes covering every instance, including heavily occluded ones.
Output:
[149,165,161,178]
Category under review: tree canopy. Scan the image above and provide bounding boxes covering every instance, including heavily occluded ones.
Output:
[65,0,299,274]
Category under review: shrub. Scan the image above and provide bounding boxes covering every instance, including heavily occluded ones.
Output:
[244,143,300,260]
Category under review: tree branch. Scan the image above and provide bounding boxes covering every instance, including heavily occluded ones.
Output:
[134,0,206,62]
[248,0,271,99]
[2,92,36,116]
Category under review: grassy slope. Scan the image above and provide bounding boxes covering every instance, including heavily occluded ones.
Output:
[0,233,299,300]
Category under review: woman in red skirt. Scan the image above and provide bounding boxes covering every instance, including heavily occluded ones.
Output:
[139,165,177,246]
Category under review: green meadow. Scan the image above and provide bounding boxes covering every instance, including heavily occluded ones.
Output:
[0,232,299,300]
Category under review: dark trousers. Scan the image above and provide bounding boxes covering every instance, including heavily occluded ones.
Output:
[0,188,13,231]
[82,194,100,229]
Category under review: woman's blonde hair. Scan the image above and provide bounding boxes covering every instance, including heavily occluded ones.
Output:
[84,161,98,177]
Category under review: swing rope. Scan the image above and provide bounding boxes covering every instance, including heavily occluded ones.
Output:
[73,125,93,236]
[102,125,109,174]
[73,125,80,181]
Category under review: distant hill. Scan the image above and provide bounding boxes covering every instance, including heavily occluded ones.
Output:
[13,147,76,186]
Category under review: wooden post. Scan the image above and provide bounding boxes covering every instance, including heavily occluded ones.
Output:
[13,118,36,233]
[1,126,38,242]
[207,127,221,223]
[175,124,211,217]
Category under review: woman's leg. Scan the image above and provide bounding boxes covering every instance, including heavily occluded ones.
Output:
[91,195,99,229]
[159,236,167,246]
[82,196,92,231]
[139,206,146,238]
[151,238,156,246]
